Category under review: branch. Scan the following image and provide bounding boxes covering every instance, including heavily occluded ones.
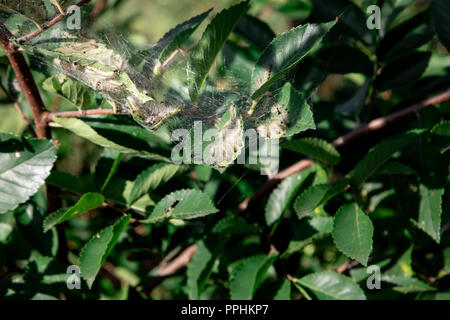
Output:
[238,88,450,211]
[156,244,197,277]
[46,108,130,122]
[16,0,92,43]
[0,23,49,138]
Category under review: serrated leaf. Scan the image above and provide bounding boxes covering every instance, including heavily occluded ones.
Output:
[431,121,450,137]
[157,8,212,65]
[348,130,421,187]
[187,1,249,102]
[229,254,278,300]
[294,180,349,220]
[80,215,131,289]
[127,163,187,205]
[375,51,431,90]
[141,189,218,223]
[283,137,340,165]
[43,193,105,232]
[375,161,417,176]
[265,170,312,226]
[52,117,168,162]
[46,170,85,194]
[42,75,91,110]
[274,279,291,300]
[418,184,444,243]
[311,0,374,45]
[187,236,227,299]
[432,0,450,52]
[234,14,275,49]
[283,216,333,257]
[212,217,258,235]
[332,203,373,266]
[0,134,57,214]
[251,82,315,139]
[250,21,336,99]
[294,271,366,300]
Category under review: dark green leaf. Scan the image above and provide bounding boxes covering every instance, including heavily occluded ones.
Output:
[283,137,340,165]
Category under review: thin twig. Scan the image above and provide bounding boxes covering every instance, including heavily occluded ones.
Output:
[0,82,36,136]
[16,0,92,43]
[46,108,130,122]
[90,0,108,20]
[157,244,197,277]
[238,88,450,211]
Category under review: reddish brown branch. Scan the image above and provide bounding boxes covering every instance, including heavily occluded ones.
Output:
[157,244,197,277]
[90,0,108,20]
[16,0,92,43]
[0,24,49,138]
[46,108,130,122]
[238,88,450,211]
[332,88,450,148]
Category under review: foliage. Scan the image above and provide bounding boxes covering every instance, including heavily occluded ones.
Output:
[0,0,449,301]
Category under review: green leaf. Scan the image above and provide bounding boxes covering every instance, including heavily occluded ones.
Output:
[234,14,275,49]
[274,279,291,300]
[187,236,227,299]
[375,161,417,176]
[377,10,433,62]
[43,193,105,232]
[42,74,91,111]
[294,180,349,220]
[265,170,312,226]
[141,189,218,223]
[348,130,422,187]
[212,217,258,235]
[431,121,450,137]
[294,271,366,300]
[187,1,249,102]
[294,184,330,220]
[46,170,85,194]
[100,153,123,193]
[317,45,374,76]
[79,215,131,289]
[250,82,315,139]
[229,254,278,300]
[52,117,168,162]
[432,0,450,52]
[382,247,435,293]
[283,137,340,165]
[417,184,444,243]
[250,21,336,99]
[0,134,57,214]
[375,51,431,90]
[157,8,212,65]
[283,216,333,257]
[311,0,374,45]
[127,163,187,205]
[332,203,374,266]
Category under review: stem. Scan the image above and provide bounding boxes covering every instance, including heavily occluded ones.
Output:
[0,82,36,136]
[238,88,450,211]
[16,0,92,43]
[0,23,49,138]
